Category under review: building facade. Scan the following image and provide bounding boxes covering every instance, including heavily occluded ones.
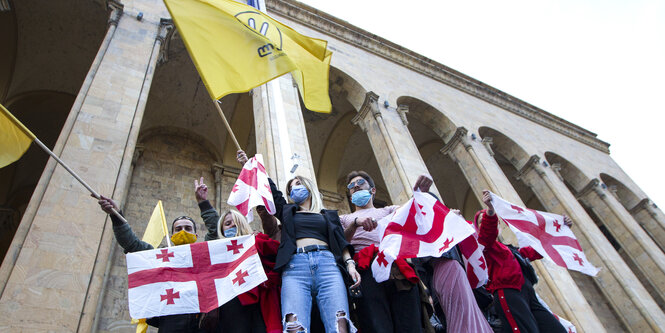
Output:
[0,0,664,331]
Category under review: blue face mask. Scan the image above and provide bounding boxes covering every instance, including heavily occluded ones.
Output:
[223,226,237,238]
[290,185,310,204]
[351,190,372,207]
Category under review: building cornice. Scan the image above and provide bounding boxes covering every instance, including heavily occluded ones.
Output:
[267,0,611,154]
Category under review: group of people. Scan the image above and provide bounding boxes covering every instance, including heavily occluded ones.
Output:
[96,149,572,333]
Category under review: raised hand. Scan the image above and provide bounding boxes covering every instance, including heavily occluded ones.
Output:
[194,177,208,203]
[563,215,573,228]
[237,150,248,165]
[413,174,433,193]
[482,190,495,215]
[94,194,119,215]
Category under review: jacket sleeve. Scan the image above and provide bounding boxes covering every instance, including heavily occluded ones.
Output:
[519,246,543,261]
[111,212,154,253]
[199,200,220,241]
[477,210,499,248]
[259,211,281,241]
[269,178,287,221]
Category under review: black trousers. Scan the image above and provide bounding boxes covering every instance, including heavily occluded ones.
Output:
[493,279,566,333]
[355,268,422,333]
[216,297,267,333]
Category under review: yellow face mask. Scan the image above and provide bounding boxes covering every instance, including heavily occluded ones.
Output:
[170,230,197,246]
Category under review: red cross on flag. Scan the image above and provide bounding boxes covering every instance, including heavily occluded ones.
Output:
[126,235,267,319]
[489,192,600,276]
[371,192,476,282]
[227,154,276,222]
[458,222,489,288]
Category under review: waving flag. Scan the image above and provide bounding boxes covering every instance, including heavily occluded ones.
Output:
[0,103,35,168]
[227,154,276,222]
[458,222,488,288]
[126,235,267,318]
[372,192,476,282]
[489,192,600,276]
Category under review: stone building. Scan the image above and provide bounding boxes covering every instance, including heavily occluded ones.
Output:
[0,0,664,331]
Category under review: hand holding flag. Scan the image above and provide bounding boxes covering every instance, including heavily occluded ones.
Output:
[227,154,276,222]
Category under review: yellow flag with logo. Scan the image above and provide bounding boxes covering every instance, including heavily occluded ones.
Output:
[0,103,35,168]
[163,0,332,112]
[142,200,169,248]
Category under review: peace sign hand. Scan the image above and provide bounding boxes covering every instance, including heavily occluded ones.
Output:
[195,177,208,203]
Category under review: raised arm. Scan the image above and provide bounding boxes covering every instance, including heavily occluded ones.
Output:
[195,177,219,241]
[95,194,153,253]
[477,190,500,247]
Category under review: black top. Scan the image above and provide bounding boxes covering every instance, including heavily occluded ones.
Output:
[293,212,329,242]
[268,178,353,272]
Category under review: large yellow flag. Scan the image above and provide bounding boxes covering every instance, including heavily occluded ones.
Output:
[0,103,35,168]
[142,200,169,248]
[163,0,332,112]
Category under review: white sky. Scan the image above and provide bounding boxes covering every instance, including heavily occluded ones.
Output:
[299,0,665,208]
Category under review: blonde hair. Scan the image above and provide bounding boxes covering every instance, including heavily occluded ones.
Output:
[287,175,325,213]
[217,209,253,238]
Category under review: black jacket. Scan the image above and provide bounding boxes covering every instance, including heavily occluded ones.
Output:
[269,179,354,272]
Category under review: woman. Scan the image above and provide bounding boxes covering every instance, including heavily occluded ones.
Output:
[237,150,360,333]
[195,177,281,333]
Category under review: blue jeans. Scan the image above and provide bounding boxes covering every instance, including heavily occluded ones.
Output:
[281,250,356,332]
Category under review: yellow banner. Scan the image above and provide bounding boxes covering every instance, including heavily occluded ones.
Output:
[0,103,35,168]
[142,200,169,248]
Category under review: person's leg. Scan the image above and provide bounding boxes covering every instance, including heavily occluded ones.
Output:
[433,259,493,333]
[281,253,314,332]
[493,288,539,333]
[217,297,254,333]
[312,250,356,333]
[386,279,422,333]
[355,268,393,333]
[522,281,566,333]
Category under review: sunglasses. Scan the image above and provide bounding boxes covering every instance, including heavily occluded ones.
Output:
[347,178,366,189]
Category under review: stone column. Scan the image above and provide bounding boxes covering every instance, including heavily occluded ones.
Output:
[351,92,438,204]
[631,198,665,252]
[516,155,665,332]
[212,163,224,212]
[441,128,604,332]
[0,4,172,330]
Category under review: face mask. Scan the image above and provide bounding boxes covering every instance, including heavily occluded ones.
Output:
[223,227,238,238]
[351,190,372,207]
[290,185,310,204]
[171,230,197,246]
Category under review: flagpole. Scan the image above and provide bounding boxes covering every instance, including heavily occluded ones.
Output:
[214,99,241,151]
[31,136,129,224]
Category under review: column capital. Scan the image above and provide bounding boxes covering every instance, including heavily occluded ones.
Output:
[351,91,380,131]
[481,136,494,156]
[157,19,175,65]
[320,189,345,203]
[630,198,659,218]
[515,155,545,180]
[440,127,470,156]
[107,0,123,28]
[131,145,144,166]
[211,163,224,184]
[550,163,564,181]
[396,104,409,126]
[576,178,605,200]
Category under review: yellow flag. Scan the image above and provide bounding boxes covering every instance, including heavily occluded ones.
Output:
[142,200,169,248]
[130,318,148,333]
[163,0,332,112]
[0,103,35,168]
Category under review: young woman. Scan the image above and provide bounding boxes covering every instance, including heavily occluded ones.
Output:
[237,150,360,333]
[194,177,281,333]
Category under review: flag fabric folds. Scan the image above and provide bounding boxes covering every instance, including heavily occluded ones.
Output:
[371,192,476,282]
[142,200,169,248]
[163,0,332,112]
[0,103,35,168]
[457,222,489,288]
[227,154,276,222]
[489,192,600,276]
[126,235,267,318]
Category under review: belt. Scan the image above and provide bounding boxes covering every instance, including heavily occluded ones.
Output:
[296,244,329,253]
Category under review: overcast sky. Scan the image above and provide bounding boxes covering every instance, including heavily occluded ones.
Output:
[299,0,665,208]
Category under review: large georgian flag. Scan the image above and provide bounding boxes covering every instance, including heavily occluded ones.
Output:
[227,154,276,222]
[489,192,600,276]
[126,235,267,319]
[372,192,476,282]
[457,222,489,288]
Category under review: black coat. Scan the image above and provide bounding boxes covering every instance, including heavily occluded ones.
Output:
[269,179,354,272]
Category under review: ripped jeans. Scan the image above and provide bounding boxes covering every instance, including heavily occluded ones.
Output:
[281,250,355,332]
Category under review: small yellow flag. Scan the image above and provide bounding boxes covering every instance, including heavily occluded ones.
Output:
[163,0,332,112]
[130,318,148,333]
[0,103,35,168]
[142,200,169,248]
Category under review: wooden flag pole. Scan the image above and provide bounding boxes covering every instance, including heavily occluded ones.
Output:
[214,99,242,151]
[31,136,129,224]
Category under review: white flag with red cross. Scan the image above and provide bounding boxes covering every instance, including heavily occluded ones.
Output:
[371,191,476,282]
[227,154,276,222]
[457,222,488,288]
[489,192,600,276]
[126,235,267,319]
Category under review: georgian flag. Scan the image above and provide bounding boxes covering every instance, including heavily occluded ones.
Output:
[227,154,276,222]
[126,235,267,319]
[457,223,488,288]
[371,192,476,282]
[489,192,600,276]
